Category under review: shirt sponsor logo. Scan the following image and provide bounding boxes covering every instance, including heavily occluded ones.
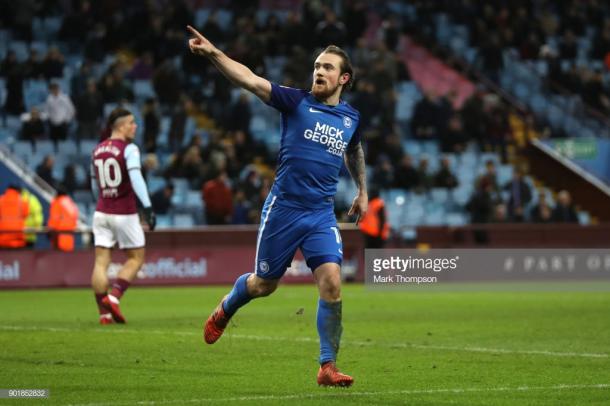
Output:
[303,121,348,157]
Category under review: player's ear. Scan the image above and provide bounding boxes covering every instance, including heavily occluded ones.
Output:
[339,73,350,85]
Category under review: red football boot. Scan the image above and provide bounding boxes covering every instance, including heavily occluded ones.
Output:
[99,313,113,325]
[101,295,126,324]
[317,362,354,387]
[203,297,230,344]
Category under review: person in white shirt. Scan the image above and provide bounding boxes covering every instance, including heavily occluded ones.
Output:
[45,82,75,142]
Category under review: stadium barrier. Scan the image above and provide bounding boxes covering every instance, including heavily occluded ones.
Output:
[417,224,610,248]
[0,225,365,288]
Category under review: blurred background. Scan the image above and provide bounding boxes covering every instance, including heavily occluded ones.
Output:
[1,0,610,263]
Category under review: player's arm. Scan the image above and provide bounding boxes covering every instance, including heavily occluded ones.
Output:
[187,25,271,102]
[125,145,156,230]
[344,140,368,219]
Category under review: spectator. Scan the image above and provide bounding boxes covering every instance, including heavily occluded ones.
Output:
[42,47,65,80]
[151,183,174,215]
[358,188,390,248]
[231,188,251,225]
[491,203,509,223]
[20,107,46,143]
[48,186,79,252]
[503,169,532,222]
[477,159,501,202]
[225,92,252,133]
[530,192,553,223]
[315,10,347,48]
[394,155,419,191]
[1,50,25,115]
[142,98,160,153]
[45,82,76,142]
[129,52,155,80]
[21,189,43,248]
[551,190,578,223]
[467,178,493,224]
[433,157,458,189]
[440,114,467,153]
[62,164,80,195]
[416,156,434,192]
[36,155,56,188]
[202,170,233,225]
[75,79,103,139]
[0,184,29,249]
[23,48,44,79]
[371,155,394,190]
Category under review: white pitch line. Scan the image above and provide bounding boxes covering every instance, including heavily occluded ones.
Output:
[1,325,608,359]
[65,383,610,406]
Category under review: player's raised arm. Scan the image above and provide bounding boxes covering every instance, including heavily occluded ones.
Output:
[187,25,272,102]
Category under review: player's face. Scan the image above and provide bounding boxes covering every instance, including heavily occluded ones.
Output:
[311,53,347,100]
[123,115,137,141]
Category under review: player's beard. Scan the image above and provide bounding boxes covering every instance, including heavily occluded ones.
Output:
[311,80,341,101]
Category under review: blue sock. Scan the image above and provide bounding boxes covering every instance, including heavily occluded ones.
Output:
[222,273,252,317]
[317,299,343,365]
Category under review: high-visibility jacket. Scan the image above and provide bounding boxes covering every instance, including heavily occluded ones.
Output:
[358,197,390,240]
[48,195,79,252]
[0,188,30,248]
[21,190,43,244]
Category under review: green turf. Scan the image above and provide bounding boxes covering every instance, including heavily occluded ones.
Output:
[0,285,609,405]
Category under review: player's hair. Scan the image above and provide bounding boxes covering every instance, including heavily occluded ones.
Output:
[321,45,355,91]
[106,107,133,130]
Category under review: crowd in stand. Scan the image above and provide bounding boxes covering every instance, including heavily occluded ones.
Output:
[409,0,610,116]
[0,1,585,227]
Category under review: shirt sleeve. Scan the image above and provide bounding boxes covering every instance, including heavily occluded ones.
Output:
[347,125,361,149]
[124,144,141,171]
[266,83,307,112]
[128,168,152,208]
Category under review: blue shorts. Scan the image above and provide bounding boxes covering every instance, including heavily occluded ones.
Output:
[254,193,343,279]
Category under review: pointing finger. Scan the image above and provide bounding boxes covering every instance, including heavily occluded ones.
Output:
[187,25,205,40]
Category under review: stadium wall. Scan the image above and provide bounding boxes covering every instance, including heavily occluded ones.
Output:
[0,226,365,288]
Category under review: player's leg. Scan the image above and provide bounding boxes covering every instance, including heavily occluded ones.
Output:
[302,215,353,387]
[91,246,112,324]
[313,262,353,387]
[91,212,116,324]
[102,247,144,324]
[204,195,303,344]
[102,214,146,323]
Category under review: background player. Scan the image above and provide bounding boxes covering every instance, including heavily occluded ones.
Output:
[187,25,368,387]
[90,107,156,324]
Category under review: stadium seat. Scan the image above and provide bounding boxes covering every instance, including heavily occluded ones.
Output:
[173,213,195,228]
[12,141,33,161]
[57,140,78,156]
[133,80,156,100]
[156,215,172,229]
[79,140,97,157]
[35,140,55,156]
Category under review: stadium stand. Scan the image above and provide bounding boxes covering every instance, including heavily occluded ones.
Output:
[0,0,599,242]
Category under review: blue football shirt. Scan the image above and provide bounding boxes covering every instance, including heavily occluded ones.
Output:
[266,83,361,209]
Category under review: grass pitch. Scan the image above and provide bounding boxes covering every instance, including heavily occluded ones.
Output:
[0,284,609,405]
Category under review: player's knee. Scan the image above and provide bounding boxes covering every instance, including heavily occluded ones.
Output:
[321,282,341,301]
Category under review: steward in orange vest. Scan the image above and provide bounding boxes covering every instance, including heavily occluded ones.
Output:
[0,184,30,248]
[358,189,390,248]
[48,187,79,252]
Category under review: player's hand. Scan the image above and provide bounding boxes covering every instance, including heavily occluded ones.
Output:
[187,25,216,57]
[143,207,156,231]
[348,192,368,224]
